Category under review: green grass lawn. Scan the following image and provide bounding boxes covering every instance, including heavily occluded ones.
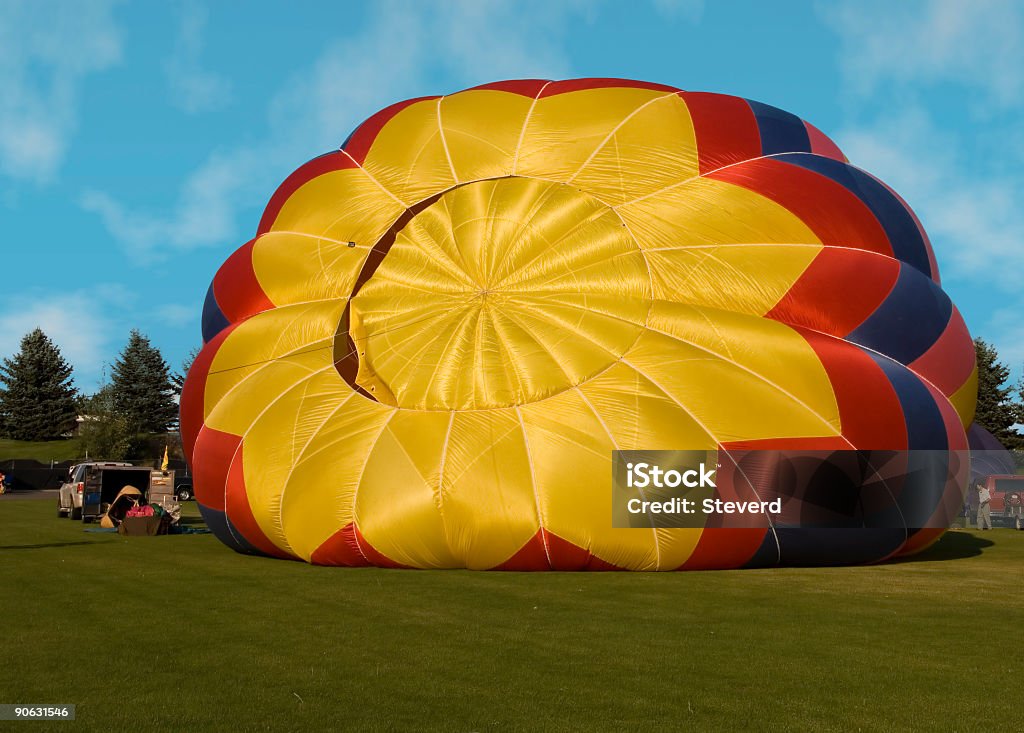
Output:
[0,438,82,462]
[2,498,1022,732]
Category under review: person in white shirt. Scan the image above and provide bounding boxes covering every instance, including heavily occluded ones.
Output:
[977,483,992,530]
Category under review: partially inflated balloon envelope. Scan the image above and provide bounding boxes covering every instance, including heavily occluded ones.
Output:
[181,78,977,570]
[968,424,1014,482]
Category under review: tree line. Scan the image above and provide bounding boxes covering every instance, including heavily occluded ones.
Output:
[0,328,197,459]
[973,338,1024,449]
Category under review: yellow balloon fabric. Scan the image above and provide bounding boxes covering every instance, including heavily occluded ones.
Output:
[181,79,976,570]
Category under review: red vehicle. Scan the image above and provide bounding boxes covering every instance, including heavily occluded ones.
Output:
[972,475,1024,529]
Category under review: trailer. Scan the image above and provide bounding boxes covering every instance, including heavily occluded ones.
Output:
[80,465,160,523]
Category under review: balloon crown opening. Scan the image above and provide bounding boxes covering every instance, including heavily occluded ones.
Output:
[335,176,653,410]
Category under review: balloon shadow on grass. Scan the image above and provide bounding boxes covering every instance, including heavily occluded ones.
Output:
[891,530,995,563]
[177,515,206,526]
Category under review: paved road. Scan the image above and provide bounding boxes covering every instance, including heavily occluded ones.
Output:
[0,489,58,502]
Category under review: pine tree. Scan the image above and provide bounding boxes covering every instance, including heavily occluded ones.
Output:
[171,346,200,397]
[0,328,79,441]
[1018,375,1024,428]
[110,330,179,434]
[974,338,1021,449]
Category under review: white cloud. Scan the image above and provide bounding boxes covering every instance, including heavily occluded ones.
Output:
[823,0,1024,107]
[83,0,583,259]
[823,0,1024,376]
[837,109,1024,289]
[265,2,431,152]
[154,304,197,329]
[80,147,248,255]
[163,1,231,114]
[429,0,578,81]
[985,308,1024,374]
[0,0,122,183]
[0,292,120,390]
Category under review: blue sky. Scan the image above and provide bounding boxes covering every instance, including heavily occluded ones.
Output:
[1,0,1022,392]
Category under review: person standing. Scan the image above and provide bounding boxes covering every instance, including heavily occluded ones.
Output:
[977,482,993,530]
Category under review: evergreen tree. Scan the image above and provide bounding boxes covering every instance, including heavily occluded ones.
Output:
[0,328,79,440]
[974,338,1022,449]
[170,346,200,397]
[110,330,179,433]
[1018,375,1024,427]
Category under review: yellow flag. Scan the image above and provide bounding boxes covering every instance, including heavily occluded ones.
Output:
[161,445,169,472]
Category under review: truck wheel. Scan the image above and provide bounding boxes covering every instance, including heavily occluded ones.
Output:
[82,515,93,524]
[71,506,82,520]
[177,487,193,502]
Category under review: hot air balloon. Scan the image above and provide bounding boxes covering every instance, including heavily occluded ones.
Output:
[181,78,976,570]
[968,423,1015,482]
